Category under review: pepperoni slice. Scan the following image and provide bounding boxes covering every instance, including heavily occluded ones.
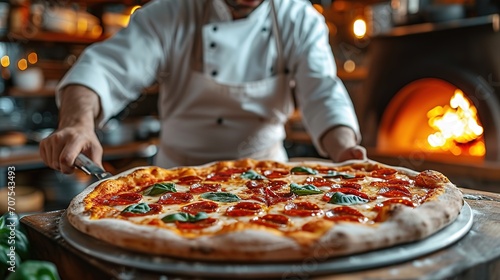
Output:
[181,201,219,215]
[94,192,142,206]
[177,175,203,185]
[283,201,323,217]
[226,202,264,217]
[261,169,289,179]
[249,194,267,204]
[304,177,333,187]
[206,173,231,182]
[250,214,290,228]
[120,203,163,217]
[157,192,194,205]
[267,180,288,190]
[189,183,221,194]
[371,168,398,179]
[324,206,367,223]
[245,180,265,189]
[336,182,362,190]
[175,217,218,230]
[205,167,248,181]
[377,186,412,198]
[264,187,296,206]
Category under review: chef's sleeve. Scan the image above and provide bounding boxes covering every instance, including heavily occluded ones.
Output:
[56,2,166,127]
[289,5,361,156]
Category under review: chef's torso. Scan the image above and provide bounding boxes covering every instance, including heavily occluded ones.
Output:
[156,0,294,167]
[57,0,361,168]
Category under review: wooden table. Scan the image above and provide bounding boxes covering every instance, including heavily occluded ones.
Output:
[20,188,500,280]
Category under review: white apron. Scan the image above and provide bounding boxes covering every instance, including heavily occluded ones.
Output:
[155,0,294,168]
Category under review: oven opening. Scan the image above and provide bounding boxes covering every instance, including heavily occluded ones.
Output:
[377,78,486,163]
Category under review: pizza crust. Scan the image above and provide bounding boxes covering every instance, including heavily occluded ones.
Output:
[66,160,464,262]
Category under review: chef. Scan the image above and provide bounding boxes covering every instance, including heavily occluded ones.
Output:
[39,0,366,173]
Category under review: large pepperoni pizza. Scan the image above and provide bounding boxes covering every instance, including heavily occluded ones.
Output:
[66,158,463,261]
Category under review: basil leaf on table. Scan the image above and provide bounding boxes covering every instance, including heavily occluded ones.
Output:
[0,213,30,261]
[161,212,208,223]
[143,182,177,196]
[122,203,151,214]
[200,192,241,202]
[289,183,323,196]
[240,170,267,180]
[6,260,60,280]
[290,166,318,175]
[328,192,368,205]
[323,171,356,179]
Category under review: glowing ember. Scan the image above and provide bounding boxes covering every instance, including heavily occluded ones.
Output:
[426,89,485,156]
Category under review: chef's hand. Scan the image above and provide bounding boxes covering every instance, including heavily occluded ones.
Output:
[40,126,102,174]
[39,85,103,174]
[320,126,367,162]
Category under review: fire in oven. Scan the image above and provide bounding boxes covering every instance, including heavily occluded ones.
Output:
[360,14,500,165]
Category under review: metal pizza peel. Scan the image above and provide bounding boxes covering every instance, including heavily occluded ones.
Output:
[74,153,113,180]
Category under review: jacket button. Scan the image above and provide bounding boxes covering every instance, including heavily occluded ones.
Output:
[213,26,218,31]
[211,70,218,76]
[210,42,216,48]
[216,117,224,125]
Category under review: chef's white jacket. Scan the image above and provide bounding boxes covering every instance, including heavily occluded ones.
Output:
[57,0,361,163]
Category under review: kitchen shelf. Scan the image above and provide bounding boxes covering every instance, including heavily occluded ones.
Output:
[377,14,500,37]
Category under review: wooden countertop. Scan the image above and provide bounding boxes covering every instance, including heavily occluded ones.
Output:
[20,187,500,280]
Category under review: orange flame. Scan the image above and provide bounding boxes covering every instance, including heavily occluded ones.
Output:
[426,89,485,156]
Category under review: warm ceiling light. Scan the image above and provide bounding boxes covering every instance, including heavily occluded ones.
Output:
[27,52,38,64]
[353,19,367,38]
[18,59,28,71]
[1,55,10,67]
[343,59,356,73]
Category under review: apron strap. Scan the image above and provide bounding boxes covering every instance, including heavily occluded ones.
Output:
[191,0,212,72]
[270,0,285,74]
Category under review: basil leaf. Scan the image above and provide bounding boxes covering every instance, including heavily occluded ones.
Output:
[291,166,318,175]
[144,182,177,196]
[161,212,208,223]
[122,203,151,214]
[200,192,241,202]
[328,192,368,205]
[6,260,60,280]
[323,170,356,179]
[289,183,323,196]
[240,170,267,180]
[0,213,29,261]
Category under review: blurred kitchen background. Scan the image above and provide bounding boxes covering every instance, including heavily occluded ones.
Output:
[1,0,499,213]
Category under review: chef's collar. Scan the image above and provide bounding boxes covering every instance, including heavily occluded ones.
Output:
[212,0,269,22]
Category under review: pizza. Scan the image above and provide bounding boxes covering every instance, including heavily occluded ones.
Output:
[66,158,464,262]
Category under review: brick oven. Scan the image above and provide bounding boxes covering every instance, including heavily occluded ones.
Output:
[358,14,500,189]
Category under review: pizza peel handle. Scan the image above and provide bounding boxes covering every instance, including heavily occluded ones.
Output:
[74,153,113,180]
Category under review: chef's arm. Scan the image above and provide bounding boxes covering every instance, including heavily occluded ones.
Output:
[320,126,367,162]
[39,85,103,174]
